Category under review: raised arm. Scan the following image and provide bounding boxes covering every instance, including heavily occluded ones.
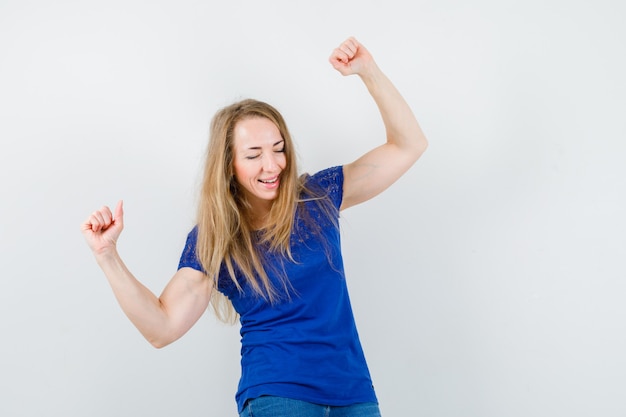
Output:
[81,200,213,348]
[329,37,428,211]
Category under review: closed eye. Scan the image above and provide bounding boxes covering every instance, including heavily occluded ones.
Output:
[274,140,285,153]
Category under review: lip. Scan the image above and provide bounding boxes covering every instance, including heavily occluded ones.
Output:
[258,175,280,189]
[258,175,279,183]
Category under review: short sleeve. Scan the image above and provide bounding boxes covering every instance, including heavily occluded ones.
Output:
[307,166,344,210]
[177,226,205,272]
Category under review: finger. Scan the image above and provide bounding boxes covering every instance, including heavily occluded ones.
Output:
[87,206,113,232]
[81,217,98,233]
[330,48,350,65]
[328,49,346,68]
[113,200,124,228]
[82,215,101,233]
[337,46,354,62]
[339,38,358,58]
[90,211,104,232]
[99,205,114,226]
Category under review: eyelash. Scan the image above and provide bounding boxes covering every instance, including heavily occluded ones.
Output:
[245,148,285,160]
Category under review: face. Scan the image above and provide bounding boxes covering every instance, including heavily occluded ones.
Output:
[232,117,287,214]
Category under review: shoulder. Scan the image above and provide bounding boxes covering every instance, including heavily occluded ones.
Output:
[300,166,344,211]
[303,166,343,192]
[178,225,203,272]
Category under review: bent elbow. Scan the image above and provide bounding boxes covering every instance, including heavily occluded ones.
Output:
[419,137,429,153]
[411,135,428,160]
[147,335,174,349]
[150,340,167,349]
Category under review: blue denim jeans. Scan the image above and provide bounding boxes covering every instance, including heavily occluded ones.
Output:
[239,396,382,417]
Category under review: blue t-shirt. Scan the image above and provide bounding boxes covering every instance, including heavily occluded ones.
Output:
[178,166,377,413]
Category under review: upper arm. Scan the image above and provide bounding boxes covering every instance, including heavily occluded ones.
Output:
[155,267,213,347]
[340,140,426,211]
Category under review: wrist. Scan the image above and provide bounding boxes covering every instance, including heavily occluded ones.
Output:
[93,245,120,264]
[358,63,385,89]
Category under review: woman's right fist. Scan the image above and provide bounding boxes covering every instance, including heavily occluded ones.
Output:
[81,200,124,255]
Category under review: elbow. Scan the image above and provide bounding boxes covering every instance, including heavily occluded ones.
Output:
[147,334,175,349]
[150,340,168,349]
[419,137,429,154]
[397,128,428,160]
[411,135,428,160]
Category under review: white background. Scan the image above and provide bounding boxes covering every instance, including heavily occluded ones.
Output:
[1,0,625,416]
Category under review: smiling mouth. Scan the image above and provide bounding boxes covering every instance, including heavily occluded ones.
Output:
[259,177,278,184]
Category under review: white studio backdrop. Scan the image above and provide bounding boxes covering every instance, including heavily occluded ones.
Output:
[1,0,625,416]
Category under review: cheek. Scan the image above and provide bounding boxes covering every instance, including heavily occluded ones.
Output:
[232,161,247,185]
[278,153,288,170]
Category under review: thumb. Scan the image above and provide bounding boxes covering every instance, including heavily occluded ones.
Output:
[114,199,124,228]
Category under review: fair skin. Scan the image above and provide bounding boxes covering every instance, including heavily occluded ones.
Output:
[81,37,427,348]
[331,37,428,211]
[232,117,287,224]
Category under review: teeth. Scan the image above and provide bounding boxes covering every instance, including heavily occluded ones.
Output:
[260,178,277,184]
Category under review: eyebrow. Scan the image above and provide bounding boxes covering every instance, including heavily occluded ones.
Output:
[245,139,285,151]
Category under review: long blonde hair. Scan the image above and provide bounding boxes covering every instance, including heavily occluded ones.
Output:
[196,99,305,323]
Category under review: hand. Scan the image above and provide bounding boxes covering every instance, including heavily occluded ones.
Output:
[328,36,376,77]
[81,200,124,255]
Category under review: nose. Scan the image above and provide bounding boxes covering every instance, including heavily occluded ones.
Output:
[263,153,279,172]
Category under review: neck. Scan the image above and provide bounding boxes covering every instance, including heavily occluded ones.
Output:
[250,214,268,230]
[247,203,272,230]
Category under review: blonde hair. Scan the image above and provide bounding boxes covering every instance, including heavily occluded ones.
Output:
[196,99,306,323]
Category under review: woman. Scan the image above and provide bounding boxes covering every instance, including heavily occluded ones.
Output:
[81,37,428,417]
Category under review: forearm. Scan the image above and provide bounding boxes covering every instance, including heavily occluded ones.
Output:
[359,64,428,154]
[94,249,172,347]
